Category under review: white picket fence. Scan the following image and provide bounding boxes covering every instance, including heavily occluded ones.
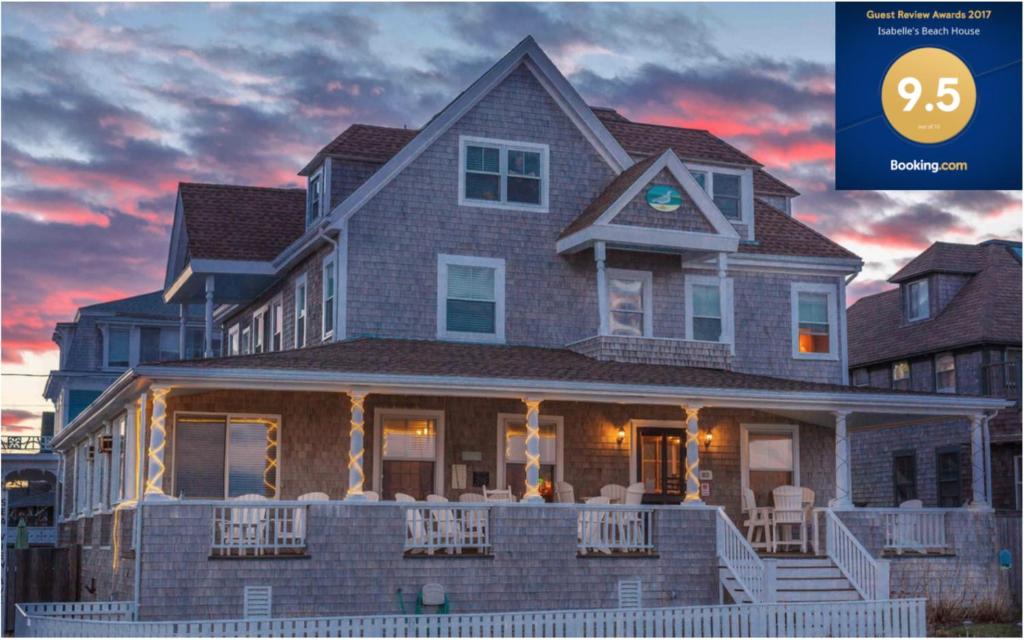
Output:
[403,505,491,555]
[211,504,307,557]
[577,506,654,555]
[882,510,950,553]
[16,599,926,637]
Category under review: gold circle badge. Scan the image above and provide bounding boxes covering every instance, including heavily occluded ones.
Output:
[881,47,976,144]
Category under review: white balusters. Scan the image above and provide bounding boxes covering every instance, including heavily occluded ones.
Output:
[823,509,889,600]
[403,505,491,555]
[715,508,767,603]
[211,503,307,557]
[577,506,654,555]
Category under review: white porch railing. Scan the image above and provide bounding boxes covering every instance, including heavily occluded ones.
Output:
[818,509,889,601]
[17,601,135,621]
[715,508,766,603]
[15,599,927,637]
[577,506,654,555]
[211,504,307,557]
[882,509,950,554]
[403,505,490,555]
[5,525,58,546]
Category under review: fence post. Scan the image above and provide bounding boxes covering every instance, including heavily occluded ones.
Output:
[763,559,778,604]
[876,559,891,600]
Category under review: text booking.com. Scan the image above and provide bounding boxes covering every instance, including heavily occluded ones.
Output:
[890,159,969,173]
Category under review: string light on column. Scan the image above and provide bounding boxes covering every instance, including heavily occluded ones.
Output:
[144,386,170,496]
[683,405,702,503]
[345,392,367,499]
[523,399,542,502]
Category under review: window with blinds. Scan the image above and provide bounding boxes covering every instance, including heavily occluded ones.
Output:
[797,292,830,354]
[438,255,505,342]
[173,415,279,499]
[381,417,437,500]
[691,284,722,342]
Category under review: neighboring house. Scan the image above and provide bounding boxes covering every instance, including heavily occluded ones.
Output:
[848,240,1022,512]
[43,292,209,433]
[3,413,59,548]
[46,38,1008,623]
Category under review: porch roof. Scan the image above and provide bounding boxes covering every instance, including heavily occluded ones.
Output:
[52,337,1010,449]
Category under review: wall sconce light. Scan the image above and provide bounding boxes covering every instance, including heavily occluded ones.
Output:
[616,426,626,445]
[703,430,713,449]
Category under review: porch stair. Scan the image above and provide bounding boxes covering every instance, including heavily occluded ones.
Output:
[719,556,861,604]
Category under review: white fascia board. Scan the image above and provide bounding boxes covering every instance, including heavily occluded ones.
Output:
[325,38,632,231]
[48,369,145,450]
[187,259,276,275]
[212,304,240,323]
[136,366,1011,413]
[687,253,863,277]
[163,193,187,291]
[163,263,194,303]
[556,224,740,255]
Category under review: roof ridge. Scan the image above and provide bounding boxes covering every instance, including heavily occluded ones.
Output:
[180,181,305,193]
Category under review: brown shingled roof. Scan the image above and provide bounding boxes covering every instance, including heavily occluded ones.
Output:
[889,241,988,283]
[741,199,859,260]
[848,242,1022,367]
[753,169,800,197]
[179,183,306,261]
[152,336,911,395]
[559,154,660,238]
[299,124,419,176]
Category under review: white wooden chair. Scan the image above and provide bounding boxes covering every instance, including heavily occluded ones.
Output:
[482,486,514,503]
[298,492,329,501]
[600,484,627,504]
[624,482,645,505]
[293,492,328,543]
[458,493,484,502]
[556,481,576,503]
[899,499,923,508]
[579,497,611,554]
[426,495,461,552]
[395,493,429,553]
[741,488,773,551]
[227,494,269,554]
[362,490,380,502]
[801,487,816,549]
[772,485,807,553]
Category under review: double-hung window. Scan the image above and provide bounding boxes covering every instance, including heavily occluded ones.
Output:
[253,307,267,354]
[227,325,240,356]
[892,451,917,504]
[791,283,838,359]
[935,354,956,393]
[497,414,563,501]
[294,275,307,348]
[240,321,252,355]
[687,168,744,220]
[460,137,548,210]
[606,269,653,337]
[437,255,505,343]
[106,327,130,368]
[892,360,911,390]
[270,299,283,352]
[935,447,962,507]
[173,414,279,499]
[322,258,336,339]
[140,327,178,363]
[906,279,929,321]
[685,275,732,345]
[306,171,323,226]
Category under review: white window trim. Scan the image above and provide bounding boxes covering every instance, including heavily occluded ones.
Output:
[101,323,135,370]
[627,419,686,486]
[604,268,654,338]
[322,257,335,341]
[458,135,550,213]
[495,413,565,491]
[269,295,284,352]
[684,274,734,351]
[306,165,327,226]
[906,278,930,322]
[739,423,801,500]
[240,321,252,355]
[227,324,240,356]
[252,304,268,354]
[684,162,754,238]
[293,273,308,348]
[790,282,840,361]
[371,408,446,498]
[171,411,282,500]
[437,254,506,344]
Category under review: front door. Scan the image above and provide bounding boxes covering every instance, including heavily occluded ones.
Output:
[636,427,684,504]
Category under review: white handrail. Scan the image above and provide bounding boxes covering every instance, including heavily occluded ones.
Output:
[821,509,889,600]
[715,508,766,603]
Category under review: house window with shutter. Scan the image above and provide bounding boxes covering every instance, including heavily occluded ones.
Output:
[437,254,505,343]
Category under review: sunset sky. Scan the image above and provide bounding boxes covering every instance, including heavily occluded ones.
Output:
[2,2,1020,434]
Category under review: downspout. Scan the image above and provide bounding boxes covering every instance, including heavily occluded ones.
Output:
[839,272,858,386]
[131,391,148,621]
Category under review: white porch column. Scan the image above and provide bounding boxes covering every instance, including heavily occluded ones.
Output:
[204,275,215,357]
[345,391,368,500]
[522,398,543,503]
[832,410,853,508]
[123,399,138,501]
[143,385,171,499]
[595,241,609,336]
[178,303,187,358]
[969,414,989,508]
[683,405,702,503]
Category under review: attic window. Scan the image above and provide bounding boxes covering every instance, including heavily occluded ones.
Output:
[686,166,746,221]
[906,279,929,321]
[306,170,324,226]
[459,136,548,211]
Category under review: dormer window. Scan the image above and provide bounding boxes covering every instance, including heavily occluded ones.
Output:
[306,170,324,226]
[459,136,548,211]
[906,279,929,321]
[712,174,741,219]
[685,164,749,222]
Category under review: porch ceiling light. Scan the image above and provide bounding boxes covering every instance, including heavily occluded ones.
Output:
[616,426,626,445]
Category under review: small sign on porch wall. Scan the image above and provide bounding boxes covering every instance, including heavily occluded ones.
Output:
[700,482,711,498]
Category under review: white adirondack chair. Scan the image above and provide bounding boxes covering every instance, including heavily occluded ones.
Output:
[624,482,645,505]
[556,481,576,503]
[482,486,514,503]
[396,493,429,553]
[600,484,627,504]
[772,485,807,553]
[227,494,269,554]
[742,488,773,551]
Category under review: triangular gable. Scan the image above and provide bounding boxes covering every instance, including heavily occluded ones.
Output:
[608,168,717,234]
[327,36,634,226]
[556,149,740,255]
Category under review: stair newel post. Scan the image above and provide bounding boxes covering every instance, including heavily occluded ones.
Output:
[876,558,890,600]
[763,558,778,604]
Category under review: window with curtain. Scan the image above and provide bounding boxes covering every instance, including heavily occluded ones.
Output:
[712,173,741,219]
[446,264,496,334]
[381,417,437,500]
[691,283,722,342]
[227,325,240,356]
[747,431,795,507]
[608,272,648,337]
[935,354,956,393]
[173,415,279,499]
[892,452,917,504]
[797,292,831,354]
[502,419,557,499]
[892,361,911,390]
[907,279,929,321]
[140,327,179,363]
[107,327,130,367]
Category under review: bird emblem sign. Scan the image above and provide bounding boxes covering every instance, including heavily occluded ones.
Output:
[646,185,682,212]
